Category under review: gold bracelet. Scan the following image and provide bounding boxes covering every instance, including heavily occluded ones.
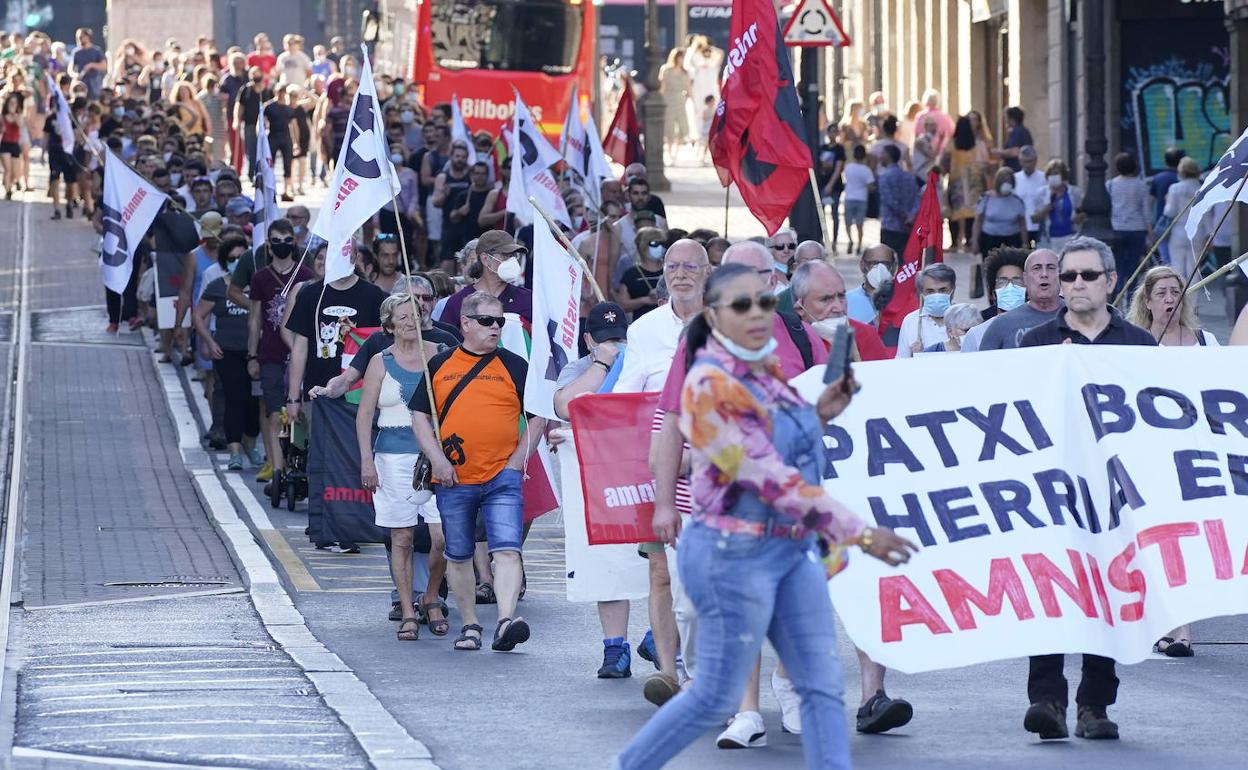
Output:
[858,527,875,550]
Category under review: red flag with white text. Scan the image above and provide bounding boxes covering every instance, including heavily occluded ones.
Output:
[569,393,659,545]
[708,0,813,235]
[878,171,944,347]
[602,77,644,168]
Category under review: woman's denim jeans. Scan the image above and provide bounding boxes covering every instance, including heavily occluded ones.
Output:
[615,522,852,770]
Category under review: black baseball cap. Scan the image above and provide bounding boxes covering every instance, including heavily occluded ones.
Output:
[585,302,628,343]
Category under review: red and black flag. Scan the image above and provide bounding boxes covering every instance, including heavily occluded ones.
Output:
[602,76,644,167]
[878,171,945,350]
[709,0,813,235]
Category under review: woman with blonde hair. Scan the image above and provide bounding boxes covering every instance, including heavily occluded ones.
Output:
[1126,265,1218,658]
[840,99,867,149]
[659,47,692,160]
[169,81,209,139]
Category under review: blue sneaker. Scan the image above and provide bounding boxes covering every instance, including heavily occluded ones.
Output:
[637,629,659,670]
[226,453,244,471]
[598,642,632,679]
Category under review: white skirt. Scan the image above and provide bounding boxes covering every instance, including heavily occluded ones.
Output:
[373,452,441,528]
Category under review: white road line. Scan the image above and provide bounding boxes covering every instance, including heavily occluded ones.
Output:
[147,351,439,769]
[13,746,257,770]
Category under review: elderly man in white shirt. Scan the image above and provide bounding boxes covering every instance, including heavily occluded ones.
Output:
[895,263,956,357]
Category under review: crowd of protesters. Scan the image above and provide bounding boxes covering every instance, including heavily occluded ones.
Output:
[8,23,1248,770]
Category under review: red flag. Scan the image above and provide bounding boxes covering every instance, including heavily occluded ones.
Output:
[878,171,945,345]
[569,392,659,545]
[602,76,644,168]
[709,0,813,235]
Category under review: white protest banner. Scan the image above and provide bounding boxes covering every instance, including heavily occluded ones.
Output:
[524,220,584,420]
[790,345,1248,674]
[556,430,650,603]
[99,150,166,294]
[47,75,75,155]
[252,104,280,250]
[312,45,399,283]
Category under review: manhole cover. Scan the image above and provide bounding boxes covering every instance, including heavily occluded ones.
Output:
[103,576,235,588]
[32,307,145,346]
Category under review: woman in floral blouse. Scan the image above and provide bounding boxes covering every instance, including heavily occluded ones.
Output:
[615,263,916,769]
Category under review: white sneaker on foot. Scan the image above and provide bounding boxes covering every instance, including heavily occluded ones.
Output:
[716,710,767,749]
[771,670,802,734]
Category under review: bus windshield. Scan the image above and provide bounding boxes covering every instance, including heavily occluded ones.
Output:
[430,0,582,75]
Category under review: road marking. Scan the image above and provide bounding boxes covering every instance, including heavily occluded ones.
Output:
[21,587,246,611]
[13,746,257,769]
[220,473,321,592]
[148,349,439,769]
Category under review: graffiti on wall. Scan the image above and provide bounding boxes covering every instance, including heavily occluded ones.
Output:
[1120,19,1231,176]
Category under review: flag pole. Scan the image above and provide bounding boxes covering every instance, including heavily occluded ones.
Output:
[807,168,832,254]
[723,185,730,238]
[1112,189,1201,307]
[1160,168,1248,339]
[1188,250,1248,294]
[528,195,606,302]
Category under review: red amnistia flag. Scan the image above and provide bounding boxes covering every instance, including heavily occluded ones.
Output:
[878,171,945,346]
[569,392,659,545]
[708,0,813,235]
[602,76,644,167]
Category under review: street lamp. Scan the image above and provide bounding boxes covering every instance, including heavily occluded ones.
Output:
[641,0,670,190]
[1079,0,1112,242]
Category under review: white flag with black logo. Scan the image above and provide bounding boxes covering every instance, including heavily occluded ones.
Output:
[524,218,584,420]
[505,91,569,228]
[252,104,280,250]
[561,86,612,211]
[1184,125,1248,244]
[48,74,75,155]
[100,150,166,294]
[311,45,400,283]
[450,94,479,166]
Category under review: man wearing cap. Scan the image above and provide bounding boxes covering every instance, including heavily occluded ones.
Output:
[551,301,636,677]
[435,230,532,332]
[224,195,253,228]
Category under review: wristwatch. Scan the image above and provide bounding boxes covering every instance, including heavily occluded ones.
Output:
[591,358,610,372]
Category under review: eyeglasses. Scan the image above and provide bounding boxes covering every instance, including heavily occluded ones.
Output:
[994,276,1025,289]
[269,236,295,245]
[664,261,705,273]
[466,314,506,328]
[715,294,779,314]
[647,241,663,248]
[1058,269,1106,283]
[413,293,435,302]
[375,233,397,241]
[772,243,797,251]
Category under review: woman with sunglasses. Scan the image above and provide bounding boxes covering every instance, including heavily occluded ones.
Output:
[615,263,917,770]
[615,226,666,319]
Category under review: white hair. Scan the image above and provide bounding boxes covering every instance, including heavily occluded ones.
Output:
[765,228,798,247]
[944,303,982,335]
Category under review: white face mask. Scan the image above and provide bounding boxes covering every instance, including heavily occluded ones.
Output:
[169,172,182,186]
[866,263,891,288]
[809,315,848,342]
[495,255,524,286]
[999,183,1014,195]
[711,327,777,362]
[647,244,665,260]
[1047,175,1063,188]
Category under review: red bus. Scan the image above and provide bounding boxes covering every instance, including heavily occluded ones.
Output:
[401,0,597,139]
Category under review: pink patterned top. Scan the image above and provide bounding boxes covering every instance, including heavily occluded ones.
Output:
[678,339,867,546]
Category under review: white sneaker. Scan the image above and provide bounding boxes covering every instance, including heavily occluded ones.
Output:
[771,670,802,734]
[716,710,767,749]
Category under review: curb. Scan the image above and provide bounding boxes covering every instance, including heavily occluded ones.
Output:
[144,338,439,770]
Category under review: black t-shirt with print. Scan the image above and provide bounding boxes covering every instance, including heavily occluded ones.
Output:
[285,278,388,392]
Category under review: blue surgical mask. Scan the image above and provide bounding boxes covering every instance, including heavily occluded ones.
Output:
[227,258,239,273]
[390,153,403,164]
[996,283,1026,312]
[922,292,951,317]
[393,84,405,96]
[400,110,414,124]
[112,106,124,119]
[711,328,778,362]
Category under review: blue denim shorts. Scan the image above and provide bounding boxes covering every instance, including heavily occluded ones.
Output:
[435,467,524,561]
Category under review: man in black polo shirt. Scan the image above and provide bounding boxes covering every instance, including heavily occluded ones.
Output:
[1019,235,1155,742]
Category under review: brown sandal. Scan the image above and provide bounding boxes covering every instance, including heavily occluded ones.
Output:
[397,617,420,641]
[423,601,449,636]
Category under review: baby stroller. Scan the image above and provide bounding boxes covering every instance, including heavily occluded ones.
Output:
[270,407,308,511]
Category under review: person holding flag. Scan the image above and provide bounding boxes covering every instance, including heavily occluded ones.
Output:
[100,150,167,333]
[45,72,78,221]
[878,171,946,354]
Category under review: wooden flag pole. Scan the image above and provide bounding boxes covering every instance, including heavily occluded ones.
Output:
[1188,250,1248,294]
[723,185,730,238]
[528,196,606,302]
[808,168,833,254]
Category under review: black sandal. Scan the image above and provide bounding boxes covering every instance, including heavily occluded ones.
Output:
[423,600,450,636]
[475,581,496,605]
[397,617,420,641]
[492,617,530,652]
[454,623,483,651]
[1155,636,1194,657]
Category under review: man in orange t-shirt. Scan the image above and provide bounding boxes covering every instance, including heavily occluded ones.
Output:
[411,290,546,653]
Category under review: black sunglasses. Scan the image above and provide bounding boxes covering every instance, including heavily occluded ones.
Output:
[647,240,663,248]
[1058,269,1106,283]
[716,294,779,314]
[773,243,797,251]
[269,236,295,245]
[466,314,506,328]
